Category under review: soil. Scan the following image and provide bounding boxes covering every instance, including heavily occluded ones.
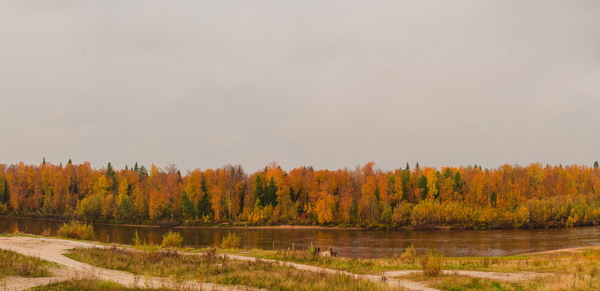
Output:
[0,235,562,291]
[0,236,255,290]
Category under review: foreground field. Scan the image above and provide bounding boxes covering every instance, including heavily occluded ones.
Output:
[1,235,600,290]
[67,246,388,291]
[219,246,600,290]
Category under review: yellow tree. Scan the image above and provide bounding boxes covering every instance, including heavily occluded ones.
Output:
[424,168,439,200]
[147,165,167,221]
[359,176,378,223]
[315,184,336,224]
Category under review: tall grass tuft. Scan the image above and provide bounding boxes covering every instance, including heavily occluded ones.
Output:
[220,232,241,249]
[398,244,417,264]
[420,250,444,277]
[161,231,183,248]
[0,249,51,278]
[67,247,390,290]
[132,230,145,248]
[57,220,95,240]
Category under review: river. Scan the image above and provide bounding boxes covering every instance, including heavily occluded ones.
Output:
[1,217,598,258]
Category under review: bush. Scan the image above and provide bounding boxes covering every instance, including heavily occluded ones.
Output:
[57,221,95,240]
[161,231,183,248]
[398,244,417,264]
[420,250,443,277]
[220,232,242,249]
[132,230,144,247]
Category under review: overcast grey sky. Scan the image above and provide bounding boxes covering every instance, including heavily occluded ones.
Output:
[1,1,599,172]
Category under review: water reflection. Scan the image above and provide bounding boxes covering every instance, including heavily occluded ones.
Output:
[1,217,599,258]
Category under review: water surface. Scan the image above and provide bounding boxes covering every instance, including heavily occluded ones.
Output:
[1,217,598,258]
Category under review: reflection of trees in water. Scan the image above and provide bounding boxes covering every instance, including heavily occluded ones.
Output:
[3,217,600,258]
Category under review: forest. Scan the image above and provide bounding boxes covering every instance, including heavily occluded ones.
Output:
[1,160,600,229]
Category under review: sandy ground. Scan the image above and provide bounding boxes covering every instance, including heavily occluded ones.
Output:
[0,236,432,291]
[0,235,560,291]
[383,270,554,282]
[217,252,436,291]
[519,245,600,256]
[0,236,256,290]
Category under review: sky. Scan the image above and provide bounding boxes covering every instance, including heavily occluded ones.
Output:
[1,1,599,173]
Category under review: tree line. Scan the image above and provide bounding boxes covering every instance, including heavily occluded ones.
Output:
[1,160,600,229]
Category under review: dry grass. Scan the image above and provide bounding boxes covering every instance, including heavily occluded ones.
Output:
[58,220,95,240]
[160,231,183,248]
[0,249,53,278]
[431,275,539,290]
[29,277,195,291]
[223,246,600,290]
[420,250,443,277]
[67,246,393,291]
[219,232,242,249]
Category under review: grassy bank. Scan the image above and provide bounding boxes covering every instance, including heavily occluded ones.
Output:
[221,247,600,290]
[0,249,53,278]
[220,248,563,274]
[29,278,181,291]
[66,246,391,291]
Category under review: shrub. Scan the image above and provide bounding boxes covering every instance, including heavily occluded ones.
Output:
[220,232,242,249]
[132,230,144,247]
[420,250,443,277]
[57,221,95,240]
[399,244,417,264]
[0,202,8,214]
[161,231,183,248]
[307,244,316,255]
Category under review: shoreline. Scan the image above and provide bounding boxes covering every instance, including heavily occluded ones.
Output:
[177,224,364,230]
[519,245,600,256]
[2,214,599,232]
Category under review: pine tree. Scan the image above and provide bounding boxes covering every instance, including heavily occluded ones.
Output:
[266,177,278,206]
[418,175,428,200]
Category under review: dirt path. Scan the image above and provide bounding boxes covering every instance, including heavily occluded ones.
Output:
[383,270,554,282]
[0,236,434,291]
[218,253,436,291]
[0,236,555,291]
[0,236,255,290]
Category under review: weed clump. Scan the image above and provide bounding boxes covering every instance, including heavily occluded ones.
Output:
[57,220,95,240]
[0,249,51,278]
[220,232,242,249]
[132,230,145,248]
[398,244,417,264]
[420,250,444,277]
[161,231,183,248]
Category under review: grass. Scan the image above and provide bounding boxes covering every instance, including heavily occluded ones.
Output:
[28,278,187,291]
[429,275,539,291]
[0,249,53,278]
[420,250,443,277]
[160,231,183,248]
[219,247,568,274]
[58,220,95,240]
[219,245,600,290]
[66,246,393,291]
[219,232,241,249]
[223,247,424,274]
